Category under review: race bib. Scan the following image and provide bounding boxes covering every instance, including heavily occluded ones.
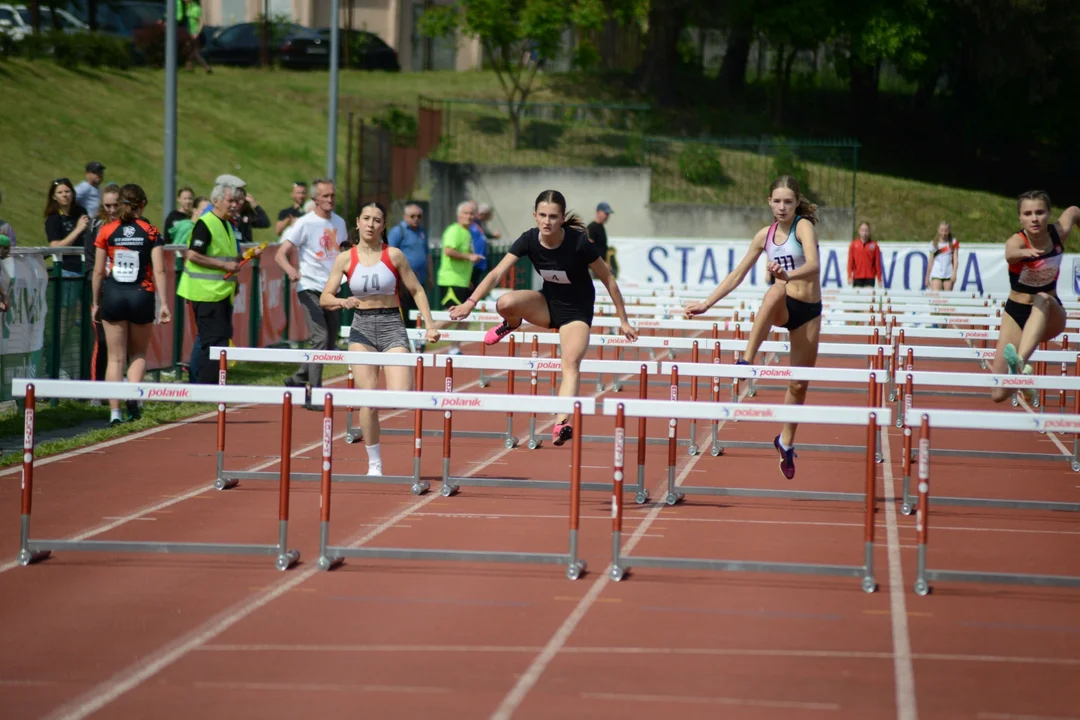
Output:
[539,268,571,284]
[112,249,140,283]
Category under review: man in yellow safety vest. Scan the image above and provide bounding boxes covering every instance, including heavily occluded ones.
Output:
[177,182,255,383]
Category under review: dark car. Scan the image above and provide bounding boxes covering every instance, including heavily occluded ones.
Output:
[201,21,330,68]
[309,28,400,71]
[62,0,164,36]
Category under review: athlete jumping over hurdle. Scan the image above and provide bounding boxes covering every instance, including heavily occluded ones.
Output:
[447,189,637,446]
[991,191,1080,403]
[320,202,441,476]
[683,175,822,479]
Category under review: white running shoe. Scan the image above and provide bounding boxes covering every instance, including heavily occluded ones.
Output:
[367,462,383,477]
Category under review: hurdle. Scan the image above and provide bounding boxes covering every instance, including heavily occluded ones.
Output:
[210,347,434,495]
[11,379,301,571]
[604,398,886,592]
[311,389,594,579]
[894,371,1080,517]
[660,361,889,466]
[909,408,1080,595]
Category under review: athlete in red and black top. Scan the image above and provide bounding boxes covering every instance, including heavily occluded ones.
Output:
[91,184,171,424]
[448,189,637,446]
[989,191,1079,403]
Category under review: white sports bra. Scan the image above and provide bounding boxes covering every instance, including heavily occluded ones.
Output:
[765,217,806,273]
[344,245,400,298]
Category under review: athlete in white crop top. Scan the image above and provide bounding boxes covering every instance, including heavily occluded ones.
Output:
[321,202,441,477]
[684,176,823,480]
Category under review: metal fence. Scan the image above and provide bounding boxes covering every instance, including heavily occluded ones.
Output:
[424,98,651,168]
[645,136,860,210]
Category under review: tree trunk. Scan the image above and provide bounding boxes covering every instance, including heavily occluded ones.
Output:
[261,0,270,68]
[29,0,39,33]
[638,0,689,105]
[87,0,97,31]
[718,19,753,95]
[849,56,880,122]
[772,45,796,126]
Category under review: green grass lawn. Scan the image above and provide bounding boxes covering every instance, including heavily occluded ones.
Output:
[0,60,1042,249]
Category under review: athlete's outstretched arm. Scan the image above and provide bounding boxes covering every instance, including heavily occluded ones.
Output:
[447,252,521,320]
[1004,233,1043,264]
[389,247,441,344]
[590,257,638,341]
[685,230,767,315]
[1055,206,1080,242]
[773,219,820,282]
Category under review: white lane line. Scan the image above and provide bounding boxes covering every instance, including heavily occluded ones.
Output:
[0,374,489,575]
[880,424,919,720]
[43,375,618,720]
[488,427,708,720]
[580,691,839,712]
[192,681,452,694]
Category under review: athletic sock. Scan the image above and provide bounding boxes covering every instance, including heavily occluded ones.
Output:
[367,443,382,465]
[110,409,122,423]
[778,439,793,452]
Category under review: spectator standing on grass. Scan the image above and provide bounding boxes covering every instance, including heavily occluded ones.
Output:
[210,174,270,243]
[86,184,121,384]
[45,177,90,277]
[587,202,616,277]
[75,162,105,219]
[178,182,253,384]
[276,181,309,237]
[847,221,883,288]
[466,200,489,290]
[436,202,481,356]
[387,202,429,349]
[275,179,348,394]
[179,0,212,74]
[476,203,501,240]
[164,186,196,238]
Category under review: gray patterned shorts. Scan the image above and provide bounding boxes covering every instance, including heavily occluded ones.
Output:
[348,307,411,352]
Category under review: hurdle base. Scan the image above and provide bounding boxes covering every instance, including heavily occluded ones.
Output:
[221,470,430,495]
[17,549,52,566]
[660,485,865,504]
[440,476,643,496]
[21,539,297,564]
[920,568,1080,592]
[321,546,587,579]
[611,555,874,591]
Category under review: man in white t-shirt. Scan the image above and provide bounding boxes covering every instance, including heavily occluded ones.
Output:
[274,178,349,390]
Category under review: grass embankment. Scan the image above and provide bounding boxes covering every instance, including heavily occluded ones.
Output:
[0,60,1032,245]
[0,362,347,468]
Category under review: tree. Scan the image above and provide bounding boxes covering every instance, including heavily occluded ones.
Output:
[419,0,612,148]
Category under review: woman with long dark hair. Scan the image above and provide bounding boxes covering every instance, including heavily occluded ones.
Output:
[684,175,823,480]
[320,202,441,477]
[449,189,637,446]
[91,184,172,424]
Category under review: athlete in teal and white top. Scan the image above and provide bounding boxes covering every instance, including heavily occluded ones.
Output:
[684,175,823,481]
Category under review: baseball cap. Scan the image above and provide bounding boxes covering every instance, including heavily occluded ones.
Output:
[215,174,246,188]
[597,202,614,214]
[86,161,105,174]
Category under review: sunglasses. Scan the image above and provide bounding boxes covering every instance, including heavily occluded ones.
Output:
[52,178,72,186]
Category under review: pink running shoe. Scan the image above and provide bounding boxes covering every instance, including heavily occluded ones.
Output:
[484,320,518,345]
[552,423,573,446]
[774,434,797,480]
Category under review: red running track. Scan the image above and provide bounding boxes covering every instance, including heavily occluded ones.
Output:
[1,339,1078,720]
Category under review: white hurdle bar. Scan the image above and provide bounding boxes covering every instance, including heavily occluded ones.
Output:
[658,362,890,469]
[211,347,435,495]
[894,371,1080,517]
[10,379,301,571]
[907,408,1080,595]
[310,389,594,580]
[603,398,886,593]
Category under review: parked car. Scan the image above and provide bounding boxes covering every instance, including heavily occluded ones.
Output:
[62,1,164,37]
[201,21,331,68]
[0,3,88,41]
[310,28,400,71]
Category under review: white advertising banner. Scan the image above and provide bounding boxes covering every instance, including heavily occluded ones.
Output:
[1,253,49,402]
[611,237,1080,301]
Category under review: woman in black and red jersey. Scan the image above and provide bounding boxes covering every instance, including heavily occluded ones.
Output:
[91,184,172,424]
[990,190,1080,403]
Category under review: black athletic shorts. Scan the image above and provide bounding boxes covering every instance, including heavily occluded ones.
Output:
[542,288,593,330]
[100,283,155,325]
[1004,296,1062,329]
[851,278,875,288]
[439,285,470,310]
[783,295,822,332]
